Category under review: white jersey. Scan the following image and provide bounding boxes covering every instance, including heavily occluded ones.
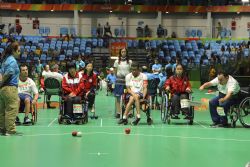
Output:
[125,72,147,94]
[114,59,132,78]
[210,75,240,95]
[18,78,38,96]
[43,70,63,81]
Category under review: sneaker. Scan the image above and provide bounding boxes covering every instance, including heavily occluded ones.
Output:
[15,116,21,126]
[218,123,229,128]
[210,122,219,128]
[118,119,128,125]
[131,117,141,126]
[23,116,32,125]
[171,115,180,119]
[4,131,23,136]
[147,117,153,125]
[115,113,120,119]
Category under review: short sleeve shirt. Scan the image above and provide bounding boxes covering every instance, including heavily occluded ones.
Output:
[125,73,147,94]
[210,75,240,95]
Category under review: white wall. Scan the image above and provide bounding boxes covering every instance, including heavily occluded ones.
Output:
[0,10,250,38]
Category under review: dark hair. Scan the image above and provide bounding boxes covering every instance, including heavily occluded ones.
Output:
[66,61,76,72]
[84,62,94,76]
[118,48,129,64]
[131,62,140,70]
[19,63,28,70]
[2,41,19,59]
[217,69,229,78]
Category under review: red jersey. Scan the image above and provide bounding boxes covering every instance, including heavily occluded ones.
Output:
[164,75,191,94]
[80,72,97,93]
[62,72,83,95]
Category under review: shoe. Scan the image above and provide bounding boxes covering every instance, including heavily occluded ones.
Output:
[15,116,21,126]
[218,123,229,128]
[47,105,56,109]
[131,117,141,126]
[118,119,128,125]
[0,128,5,135]
[147,117,153,125]
[115,113,120,119]
[128,113,133,118]
[23,116,32,125]
[210,122,220,128]
[171,115,180,119]
[3,131,23,136]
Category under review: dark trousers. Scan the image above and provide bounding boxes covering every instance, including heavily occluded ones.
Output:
[87,93,95,108]
[171,93,189,115]
[64,96,81,117]
[209,92,238,124]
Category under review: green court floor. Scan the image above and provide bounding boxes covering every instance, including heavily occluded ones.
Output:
[0,89,249,167]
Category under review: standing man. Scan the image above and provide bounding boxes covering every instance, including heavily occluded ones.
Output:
[0,42,21,136]
[199,70,240,127]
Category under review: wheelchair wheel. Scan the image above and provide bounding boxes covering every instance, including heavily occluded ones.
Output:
[239,97,250,128]
[58,115,63,124]
[160,94,167,123]
[229,106,238,128]
[167,116,171,124]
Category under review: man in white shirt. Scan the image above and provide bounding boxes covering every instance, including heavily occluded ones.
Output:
[118,62,152,126]
[42,64,63,108]
[43,64,63,81]
[17,64,39,125]
[200,70,240,127]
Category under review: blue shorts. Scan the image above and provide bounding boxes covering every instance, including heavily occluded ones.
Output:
[113,84,125,97]
[125,92,143,100]
[19,93,33,112]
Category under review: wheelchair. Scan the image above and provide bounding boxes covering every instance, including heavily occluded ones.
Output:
[105,79,114,96]
[160,91,194,125]
[228,87,250,128]
[17,102,38,125]
[58,96,88,125]
[147,77,161,110]
[120,89,152,125]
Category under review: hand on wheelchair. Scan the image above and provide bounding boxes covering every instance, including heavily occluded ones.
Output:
[185,88,192,94]
[69,92,76,97]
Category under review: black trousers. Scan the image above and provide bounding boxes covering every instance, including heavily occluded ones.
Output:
[64,96,81,117]
[171,93,189,115]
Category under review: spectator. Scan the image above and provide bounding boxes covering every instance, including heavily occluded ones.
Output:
[157,24,164,38]
[96,23,103,38]
[104,22,112,38]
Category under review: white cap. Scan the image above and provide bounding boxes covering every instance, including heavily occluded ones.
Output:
[110,67,114,71]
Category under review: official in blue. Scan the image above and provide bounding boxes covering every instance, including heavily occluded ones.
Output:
[0,42,21,136]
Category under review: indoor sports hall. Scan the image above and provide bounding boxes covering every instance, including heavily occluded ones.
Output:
[0,1,250,167]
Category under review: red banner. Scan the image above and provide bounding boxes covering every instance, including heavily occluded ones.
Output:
[0,3,250,13]
[110,42,127,57]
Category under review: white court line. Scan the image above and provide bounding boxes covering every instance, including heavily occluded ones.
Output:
[88,152,109,156]
[47,118,57,127]
[194,120,207,128]
[22,131,250,142]
[19,124,240,131]
[100,119,103,127]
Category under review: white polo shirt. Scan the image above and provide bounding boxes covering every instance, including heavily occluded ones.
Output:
[125,72,147,94]
[18,78,38,96]
[210,75,240,95]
